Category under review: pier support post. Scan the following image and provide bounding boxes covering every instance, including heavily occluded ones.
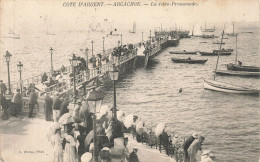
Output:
[50,47,54,74]
[4,51,12,94]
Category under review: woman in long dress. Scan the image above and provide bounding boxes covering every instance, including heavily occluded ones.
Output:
[64,127,78,162]
[51,129,64,162]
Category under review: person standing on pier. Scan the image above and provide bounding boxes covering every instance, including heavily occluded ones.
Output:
[183,133,198,162]
[188,135,205,162]
[51,127,64,162]
[0,94,9,120]
[129,148,139,162]
[52,93,62,122]
[11,89,23,117]
[0,80,7,96]
[60,96,69,118]
[41,72,48,83]
[44,92,53,121]
[29,89,38,118]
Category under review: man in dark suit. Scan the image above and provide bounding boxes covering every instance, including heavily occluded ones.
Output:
[129,148,139,162]
[183,133,198,162]
[52,93,62,122]
[29,89,37,118]
[44,92,53,121]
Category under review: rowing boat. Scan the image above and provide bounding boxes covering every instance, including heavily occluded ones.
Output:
[203,79,259,94]
[169,51,198,55]
[171,58,208,64]
[215,69,260,77]
[199,52,231,56]
[227,63,260,72]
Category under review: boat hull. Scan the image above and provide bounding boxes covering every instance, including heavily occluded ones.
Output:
[215,70,260,77]
[227,63,260,72]
[171,58,208,64]
[200,52,231,56]
[203,79,259,94]
[169,51,198,55]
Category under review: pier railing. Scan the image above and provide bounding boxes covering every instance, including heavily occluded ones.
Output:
[9,31,170,93]
[132,130,185,162]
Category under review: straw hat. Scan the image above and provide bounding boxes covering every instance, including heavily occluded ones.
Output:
[192,132,199,139]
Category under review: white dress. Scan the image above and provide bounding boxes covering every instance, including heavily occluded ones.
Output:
[51,134,63,162]
[64,134,78,162]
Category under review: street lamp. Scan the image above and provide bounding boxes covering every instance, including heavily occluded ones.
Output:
[150,30,152,54]
[4,51,12,94]
[17,61,23,93]
[70,54,79,103]
[102,37,105,55]
[117,40,121,65]
[87,87,103,162]
[109,64,119,119]
[142,32,143,42]
[120,34,122,46]
[50,47,53,73]
[91,40,94,56]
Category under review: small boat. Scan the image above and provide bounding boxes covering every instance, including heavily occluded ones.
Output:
[171,58,208,64]
[241,32,253,34]
[227,63,260,72]
[213,49,233,53]
[129,22,136,34]
[203,79,259,94]
[215,69,260,77]
[202,34,215,38]
[226,35,260,72]
[213,42,225,45]
[199,52,231,56]
[204,30,259,95]
[200,42,207,43]
[169,51,198,55]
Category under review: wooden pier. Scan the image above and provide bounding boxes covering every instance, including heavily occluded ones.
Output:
[8,30,185,98]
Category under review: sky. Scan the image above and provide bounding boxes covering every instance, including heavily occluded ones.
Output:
[0,0,259,35]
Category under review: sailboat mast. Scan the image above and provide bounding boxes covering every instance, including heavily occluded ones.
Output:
[192,25,194,36]
[213,30,225,80]
[235,34,238,64]
[233,23,234,35]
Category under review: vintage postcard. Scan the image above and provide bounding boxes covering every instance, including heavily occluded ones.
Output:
[0,0,259,162]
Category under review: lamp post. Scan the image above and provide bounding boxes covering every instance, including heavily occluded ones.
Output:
[118,40,120,47]
[120,34,122,46]
[142,32,143,42]
[85,48,89,71]
[87,87,103,162]
[4,51,12,94]
[117,40,120,65]
[150,30,152,54]
[50,47,53,73]
[109,64,119,119]
[102,37,105,55]
[70,54,78,103]
[91,40,94,56]
[17,61,23,93]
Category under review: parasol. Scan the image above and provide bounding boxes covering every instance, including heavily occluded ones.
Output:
[59,113,82,125]
[81,152,92,162]
[46,122,61,139]
[155,123,166,137]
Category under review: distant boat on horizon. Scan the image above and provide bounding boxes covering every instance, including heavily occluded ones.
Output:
[129,22,136,34]
[202,21,215,32]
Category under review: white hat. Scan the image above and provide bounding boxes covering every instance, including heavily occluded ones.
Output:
[81,152,92,162]
[101,147,110,152]
[192,133,199,139]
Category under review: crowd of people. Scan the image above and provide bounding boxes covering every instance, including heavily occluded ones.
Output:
[45,90,142,162]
